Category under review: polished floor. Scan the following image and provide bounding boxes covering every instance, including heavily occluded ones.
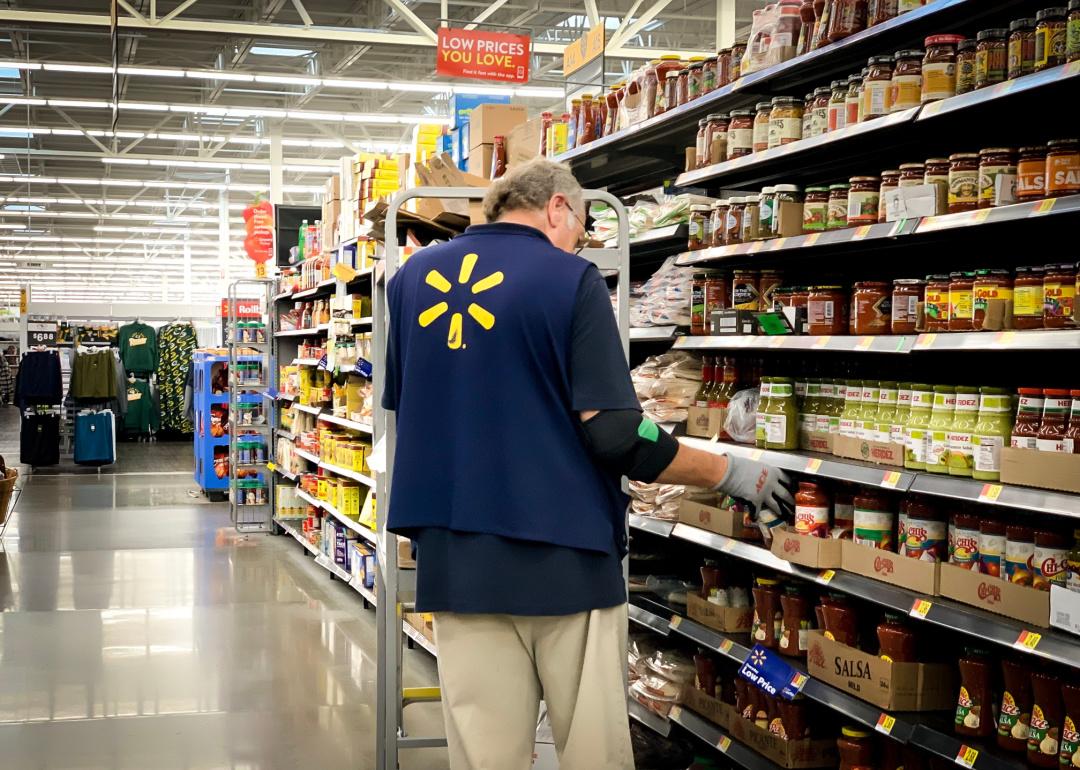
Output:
[0,408,449,770]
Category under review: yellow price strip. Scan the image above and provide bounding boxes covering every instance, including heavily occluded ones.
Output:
[1014,630,1042,651]
[1032,197,1057,215]
[748,241,765,254]
[921,99,946,117]
[803,232,822,246]
[855,336,874,350]
[978,484,1003,502]
[817,569,836,585]
[852,225,873,240]
[805,458,823,473]
[954,744,979,768]
[719,638,734,655]
[716,735,732,752]
[875,713,896,735]
[910,599,933,619]
[972,209,992,224]
[881,471,902,489]
[750,450,764,461]
[669,705,682,720]
[811,335,831,349]
[721,538,738,553]
[266,461,277,472]
[773,237,788,251]
[993,331,1016,346]
[914,333,937,350]
[670,615,683,630]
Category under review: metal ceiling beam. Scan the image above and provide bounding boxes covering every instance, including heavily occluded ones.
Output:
[115,0,147,23]
[608,0,673,50]
[381,0,439,42]
[0,146,338,166]
[583,0,601,27]
[290,0,314,27]
[464,0,512,30]
[162,0,201,24]
[609,0,643,50]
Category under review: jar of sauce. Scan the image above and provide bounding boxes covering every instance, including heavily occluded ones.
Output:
[997,658,1034,753]
[751,577,783,648]
[975,28,1008,89]
[691,273,708,335]
[922,34,965,102]
[891,278,924,333]
[741,195,761,242]
[809,86,831,137]
[695,118,709,169]
[1018,146,1048,201]
[956,648,996,737]
[732,40,747,79]
[904,498,946,560]
[957,38,977,94]
[948,152,980,213]
[899,161,925,187]
[759,269,783,311]
[1071,0,1080,62]
[877,614,916,662]
[687,61,704,101]
[705,273,730,319]
[828,79,848,132]
[688,204,711,250]
[845,73,863,125]
[821,593,859,646]
[726,197,745,244]
[701,56,717,93]
[847,176,880,226]
[925,157,950,212]
[803,186,830,232]
[1033,529,1069,588]
[1065,389,1080,453]
[663,70,681,113]
[1011,387,1045,449]
[1035,6,1068,71]
[827,184,851,230]
[1061,681,1080,766]
[779,584,812,657]
[758,188,776,240]
[1044,263,1076,327]
[878,170,901,222]
[773,185,802,234]
[728,109,754,158]
[829,0,868,43]
[869,0,897,26]
[795,481,830,537]
[1036,389,1072,452]
[1008,18,1037,79]
[1046,138,1080,197]
[864,55,894,119]
[1028,670,1064,767]
[808,286,848,335]
[853,490,894,550]
[1014,266,1046,328]
[678,68,693,107]
[949,271,975,331]
[890,49,923,111]
[753,101,772,153]
[717,48,733,87]
[924,274,951,331]
[1006,524,1036,584]
[838,726,874,770]
[854,281,891,334]
[732,268,758,309]
[705,113,729,166]
[973,269,1013,329]
[978,147,1017,208]
[710,201,728,247]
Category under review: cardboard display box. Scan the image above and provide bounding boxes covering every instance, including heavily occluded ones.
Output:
[722,703,839,768]
[805,630,956,711]
[771,528,843,569]
[831,435,905,467]
[467,103,527,149]
[1050,585,1080,636]
[505,117,541,168]
[683,686,730,729]
[686,592,754,634]
[466,143,494,177]
[799,430,834,454]
[686,405,726,439]
[413,153,488,224]
[841,540,940,595]
[938,562,1049,627]
[1000,447,1080,494]
[679,499,759,540]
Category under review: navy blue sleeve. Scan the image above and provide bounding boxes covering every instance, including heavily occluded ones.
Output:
[570,266,640,412]
[380,274,402,412]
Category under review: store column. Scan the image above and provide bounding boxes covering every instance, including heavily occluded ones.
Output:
[716,0,735,49]
[219,183,231,289]
[269,127,283,205]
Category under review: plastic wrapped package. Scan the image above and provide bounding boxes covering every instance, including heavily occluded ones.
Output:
[629,480,660,504]
[645,649,696,683]
[723,387,761,443]
[630,673,683,717]
[644,575,695,606]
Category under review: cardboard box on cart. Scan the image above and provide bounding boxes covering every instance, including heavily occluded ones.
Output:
[413,153,488,225]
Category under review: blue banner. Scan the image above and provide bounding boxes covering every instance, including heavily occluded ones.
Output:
[318,354,329,370]
[353,357,373,378]
[738,644,809,701]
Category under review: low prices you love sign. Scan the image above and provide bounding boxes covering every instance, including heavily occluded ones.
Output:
[436,28,530,83]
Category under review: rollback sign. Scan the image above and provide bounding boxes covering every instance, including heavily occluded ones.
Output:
[436,28,530,83]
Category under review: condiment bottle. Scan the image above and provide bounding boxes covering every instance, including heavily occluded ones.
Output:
[876,381,899,444]
[694,356,715,407]
[756,376,773,448]
[837,726,875,770]
[1006,524,1036,586]
[1009,18,1038,79]
[904,383,934,470]
[764,376,798,450]
[923,274,950,330]
[957,38,977,94]
[1033,530,1069,590]
[752,100,772,153]
[978,147,1017,209]
[795,481,830,537]
[1029,671,1064,767]
[877,613,916,662]
[821,593,859,646]
[863,54,894,119]
[905,499,945,560]
[1036,388,1072,452]
[925,385,956,475]
[998,658,1034,753]
[975,28,1008,89]
[858,380,881,441]
[955,648,995,738]
[779,584,812,657]
[973,268,1013,329]
[947,386,979,476]
[951,511,982,569]
[1060,680,1080,766]
[853,490,894,550]
[1014,266,1047,328]
[839,379,863,438]
[893,383,912,445]
[972,386,1014,481]
[948,153,980,214]
[751,577,783,648]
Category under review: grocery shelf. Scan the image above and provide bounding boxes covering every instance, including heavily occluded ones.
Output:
[317,412,373,433]
[294,447,320,465]
[908,725,1029,770]
[280,518,379,607]
[322,498,377,546]
[277,518,319,556]
[669,705,783,770]
[627,697,671,739]
[350,316,373,326]
[275,324,329,338]
[276,428,296,441]
[910,328,1080,352]
[273,465,297,482]
[628,603,671,637]
[628,512,676,538]
[402,619,437,657]
[629,326,679,342]
[626,224,689,261]
[292,403,324,416]
[319,459,376,488]
[917,60,1080,123]
[674,334,917,354]
[293,357,323,367]
[296,487,321,509]
[292,278,336,299]
[908,473,1080,520]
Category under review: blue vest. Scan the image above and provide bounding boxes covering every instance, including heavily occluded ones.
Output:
[384,223,628,556]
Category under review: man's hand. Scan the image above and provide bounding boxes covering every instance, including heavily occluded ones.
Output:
[713,453,794,517]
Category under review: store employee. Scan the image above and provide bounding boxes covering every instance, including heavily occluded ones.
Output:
[382,157,792,770]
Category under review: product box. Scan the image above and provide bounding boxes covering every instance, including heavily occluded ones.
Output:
[938,562,1050,627]
[466,143,494,177]
[774,201,804,238]
[505,116,541,168]
[831,435,905,467]
[686,592,754,633]
[883,184,943,220]
[799,429,834,454]
[398,535,417,569]
[324,174,341,202]
[722,703,838,768]
[467,103,527,149]
[771,528,843,569]
[841,540,940,595]
[1000,447,1080,494]
[805,630,956,711]
[711,309,758,335]
[404,612,436,645]
[686,406,726,439]
[679,499,759,540]
[682,686,730,729]
[1050,585,1080,636]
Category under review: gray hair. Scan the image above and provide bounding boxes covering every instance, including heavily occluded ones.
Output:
[482,157,584,222]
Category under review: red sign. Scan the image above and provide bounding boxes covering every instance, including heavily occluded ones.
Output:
[436,27,530,83]
[242,198,274,277]
[220,299,262,319]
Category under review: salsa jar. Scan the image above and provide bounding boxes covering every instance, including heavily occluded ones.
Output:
[828,79,848,131]
[810,86,832,137]
[956,649,996,737]
[769,96,804,148]
[922,34,965,102]
[847,176,880,225]
[854,281,891,334]
[779,584,813,658]
[869,0,897,26]
[808,286,848,334]
[957,38,977,94]
[975,28,1008,89]
[717,48,733,86]
[726,197,746,244]
[732,269,759,310]
[891,278,925,333]
[688,204,711,250]
[925,157,950,212]
[838,726,874,770]
[1028,671,1064,767]
[827,183,850,230]
[1017,146,1048,201]
[751,577,783,648]
[1043,262,1077,327]
[731,40,747,79]
[741,195,761,242]
[795,481,831,537]
[924,273,951,331]
[728,109,755,158]
[1008,18,1037,79]
[753,101,772,153]
[705,113,729,166]
[1014,266,1046,329]
[853,490,894,550]
[891,49,923,111]
[1046,138,1080,197]
[864,54,894,119]
[948,152,980,213]
[949,271,976,331]
[878,170,901,222]
[973,269,1013,329]
[676,68,691,107]
[662,70,680,115]
[705,272,730,318]
[710,201,729,247]
[1035,6,1068,71]
[695,119,709,169]
[845,73,863,125]
[899,161,925,187]
[829,0,868,43]
[877,614,917,662]
[701,56,718,93]
[978,147,1017,208]
[803,186,830,232]
[687,61,705,101]
[998,658,1034,753]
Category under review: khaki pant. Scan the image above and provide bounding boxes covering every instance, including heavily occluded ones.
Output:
[432,603,633,770]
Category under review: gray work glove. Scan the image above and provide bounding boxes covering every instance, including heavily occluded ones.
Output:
[712,452,794,520]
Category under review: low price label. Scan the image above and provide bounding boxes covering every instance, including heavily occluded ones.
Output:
[738,644,808,701]
[353,357,373,378]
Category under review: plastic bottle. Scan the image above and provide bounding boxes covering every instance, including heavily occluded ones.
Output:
[925,385,957,474]
[947,386,980,477]
[892,382,912,445]
[801,378,822,437]
[756,376,774,448]
[904,383,934,469]
[765,377,799,450]
[298,219,308,261]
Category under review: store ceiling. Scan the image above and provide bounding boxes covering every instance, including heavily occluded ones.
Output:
[0,0,755,305]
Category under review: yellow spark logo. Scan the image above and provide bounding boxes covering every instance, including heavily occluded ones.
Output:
[418,252,503,350]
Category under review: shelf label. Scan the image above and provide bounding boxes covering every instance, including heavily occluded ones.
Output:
[266,461,277,472]
[817,569,836,585]
[670,615,683,630]
[805,458,823,473]
[721,538,738,553]
[318,353,329,370]
[991,79,1016,96]
[875,713,896,735]
[993,331,1016,346]
[669,705,682,720]
[768,335,787,348]
[747,241,765,254]
[1014,630,1042,651]
[910,599,933,619]
[750,450,764,461]
[719,638,734,655]
[973,209,992,224]
[921,99,947,117]
[803,232,822,247]
[716,735,732,752]
[1066,59,1080,76]
[978,484,1003,502]
[954,744,979,768]
[332,262,357,282]
[914,333,936,350]
[773,237,788,251]
[888,218,907,236]
[881,471,902,489]
[739,644,808,700]
[354,357,373,378]
[1033,198,1057,215]
[812,335,831,349]
[855,336,874,350]
[852,225,873,240]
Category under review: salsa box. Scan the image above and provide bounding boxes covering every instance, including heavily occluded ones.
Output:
[686,592,754,634]
[682,685,730,729]
[805,630,956,712]
[841,540,940,595]
[799,430,834,454]
[679,499,759,540]
[721,703,839,768]
[686,406,725,439]
[771,528,843,569]
[938,562,1050,628]
[831,435,905,467]
[1000,447,1080,494]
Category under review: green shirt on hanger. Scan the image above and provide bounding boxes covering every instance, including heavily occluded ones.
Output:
[119,322,158,374]
[123,378,160,434]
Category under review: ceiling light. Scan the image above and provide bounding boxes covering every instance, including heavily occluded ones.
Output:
[117,66,188,77]
[393,83,453,94]
[321,78,388,90]
[41,63,112,74]
[249,46,314,57]
[254,74,321,86]
[201,72,255,82]
[49,99,111,108]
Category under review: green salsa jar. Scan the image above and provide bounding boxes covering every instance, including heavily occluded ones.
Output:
[876,381,899,444]
[756,376,773,448]
[904,383,934,469]
[947,386,980,477]
[925,385,957,474]
[892,383,912,445]
[839,380,864,438]
[764,377,799,450]
[971,386,1015,481]
[859,380,881,442]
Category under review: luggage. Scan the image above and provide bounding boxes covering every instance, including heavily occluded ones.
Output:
[74,410,116,466]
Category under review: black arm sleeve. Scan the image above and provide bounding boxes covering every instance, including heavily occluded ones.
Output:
[581,409,680,483]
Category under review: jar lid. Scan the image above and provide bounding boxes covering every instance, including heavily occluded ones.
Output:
[976,28,1009,40]
[898,162,925,170]
[925,157,950,164]
[761,186,776,194]
[893,277,927,285]
[689,62,704,70]
[1016,265,1045,274]
[706,112,728,121]
[830,79,844,88]
[771,95,799,105]
[712,200,728,208]
[717,47,732,55]
[868,54,894,65]
[958,38,977,51]
[841,727,872,740]
[691,204,712,211]
[849,175,880,183]
[828,183,851,191]
[693,272,710,279]
[1071,0,1080,10]
[925,33,966,46]
[756,577,781,586]
[729,196,744,203]
[1010,17,1036,31]
[814,86,831,96]
[699,118,709,126]
[1048,138,1080,149]
[926,273,950,281]
[1036,7,1067,21]
[882,169,902,177]
[744,194,761,203]
[1019,145,1047,154]
[895,49,924,58]
[755,101,773,111]
[855,281,890,288]
[730,107,754,116]
[812,285,844,290]
[979,147,1015,155]
[660,53,682,60]
[688,55,706,62]
[805,185,830,192]
[703,56,718,63]
[949,152,979,161]
[774,184,801,192]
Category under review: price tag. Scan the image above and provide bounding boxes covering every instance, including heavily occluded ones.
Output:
[27,321,58,347]
[669,705,682,720]
[353,357,373,378]
[768,336,787,348]
[805,458,823,473]
[910,599,933,619]
[811,335,831,349]
[748,241,765,254]
[1014,630,1042,651]
[267,461,277,472]
[954,744,979,768]
[670,615,683,630]
[914,333,936,350]
[719,638,734,655]
[750,450,764,461]
[972,209,992,225]
[888,218,907,236]
[855,336,874,350]
[921,99,946,118]
[993,331,1016,346]
[978,484,1003,502]
[852,225,873,240]
[991,79,1016,96]
[803,232,822,247]
[881,471,902,489]
[773,237,787,251]
[332,262,357,282]
[1066,59,1080,76]
[721,538,738,553]
[716,735,732,753]
[875,713,896,735]
[817,569,836,585]
[1033,198,1057,215]
[318,353,329,370]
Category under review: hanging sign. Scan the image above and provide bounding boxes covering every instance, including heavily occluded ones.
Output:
[738,644,809,701]
[242,198,275,277]
[436,27,530,83]
[563,25,605,77]
[27,320,57,347]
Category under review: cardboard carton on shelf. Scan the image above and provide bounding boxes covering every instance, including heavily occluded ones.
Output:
[831,435,905,467]
[686,592,754,634]
[799,430,834,454]
[678,498,759,540]
[938,562,1050,627]
[721,703,839,768]
[397,535,417,569]
[413,152,488,226]
[466,144,494,178]
[1000,447,1080,494]
[771,528,843,569]
[841,540,940,595]
[468,103,527,148]
[682,686,730,729]
[505,117,541,168]
[805,630,956,711]
[685,405,725,439]
[1050,585,1080,636]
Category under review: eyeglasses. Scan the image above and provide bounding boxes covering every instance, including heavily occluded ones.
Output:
[565,201,588,255]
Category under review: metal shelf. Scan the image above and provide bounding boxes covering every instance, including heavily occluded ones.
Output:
[317,413,374,434]
[322,498,377,546]
[674,334,917,354]
[276,428,296,441]
[626,224,689,261]
[628,603,671,637]
[319,459,376,488]
[295,487,322,509]
[629,326,679,342]
[292,278,336,299]
[911,328,1080,352]
[350,316,373,326]
[294,447,320,465]
[272,465,297,481]
[278,518,320,556]
[275,324,329,338]
[293,357,323,366]
[917,60,1080,122]
[627,697,671,739]
[628,513,676,538]
[402,619,437,657]
[292,403,324,416]
[281,517,379,606]
[909,473,1080,520]
[669,705,784,770]
[909,725,1029,770]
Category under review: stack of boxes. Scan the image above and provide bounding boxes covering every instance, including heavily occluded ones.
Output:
[321,175,341,250]
[465,103,527,177]
[318,426,372,477]
[412,123,443,165]
[445,93,510,171]
[335,152,407,244]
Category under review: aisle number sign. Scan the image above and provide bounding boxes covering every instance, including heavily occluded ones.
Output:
[563,25,605,77]
[436,28,530,83]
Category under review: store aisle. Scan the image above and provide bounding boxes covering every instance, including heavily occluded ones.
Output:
[0,457,449,770]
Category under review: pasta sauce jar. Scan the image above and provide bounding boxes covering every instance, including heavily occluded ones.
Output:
[922,34,965,102]
[948,152,980,213]
[891,278,925,333]
[890,49,923,111]
[1043,262,1077,327]
[727,109,755,158]
[803,186,830,232]
[878,170,900,222]
[973,269,1013,329]
[978,147,1016,208]
[827,184,850,230]
[1035,6,1068,71]
[1008,17,1037,78]
[1046,138,1080,197]
[863,55,894,119]
[847,176,880,226]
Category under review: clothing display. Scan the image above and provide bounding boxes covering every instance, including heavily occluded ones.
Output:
[70,348,117,400]
[74,410,116,466]
[19,411,60,467]
[14,350,62,408]
[123,377,160,435]
[157,322,197,434]
[118,321,158,374]
[0,355,12,405]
